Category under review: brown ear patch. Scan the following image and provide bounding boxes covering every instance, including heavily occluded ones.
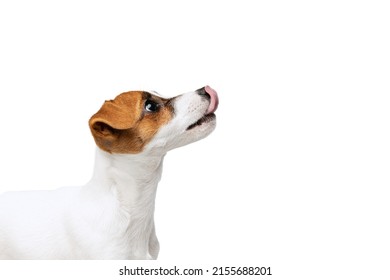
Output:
[89,91,173,154]
[90,91,143,130]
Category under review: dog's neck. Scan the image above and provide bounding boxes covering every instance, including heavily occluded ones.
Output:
[89,148,164,211]
[82,148,163,259]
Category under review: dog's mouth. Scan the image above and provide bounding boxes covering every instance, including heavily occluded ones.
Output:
[186,85,219,131]
[187,113,216,130]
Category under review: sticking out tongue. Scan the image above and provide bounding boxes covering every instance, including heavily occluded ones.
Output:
[205,85,219,114]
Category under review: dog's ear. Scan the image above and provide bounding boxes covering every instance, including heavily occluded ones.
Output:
[89,92,143,152]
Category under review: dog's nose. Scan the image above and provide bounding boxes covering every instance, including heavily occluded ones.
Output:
[197,85,219,114]
[197,87,210,100]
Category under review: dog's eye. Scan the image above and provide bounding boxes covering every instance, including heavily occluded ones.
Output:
[145,100,159,112]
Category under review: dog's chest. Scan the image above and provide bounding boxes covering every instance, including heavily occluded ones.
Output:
[67,193,156,259]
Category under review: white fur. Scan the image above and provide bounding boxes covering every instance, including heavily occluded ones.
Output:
[0,89,216,259]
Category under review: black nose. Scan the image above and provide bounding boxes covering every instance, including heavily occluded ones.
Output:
[196,87,211,100]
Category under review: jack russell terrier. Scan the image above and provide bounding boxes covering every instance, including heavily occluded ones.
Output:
[0,86,219,259]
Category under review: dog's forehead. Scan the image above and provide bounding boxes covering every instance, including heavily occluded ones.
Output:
[114,90,169,104]
[148,90,160,96]
[146,90,171,99]
[114,90,144,102]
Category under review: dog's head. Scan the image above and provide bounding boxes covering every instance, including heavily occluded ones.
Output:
[89,86,219,154]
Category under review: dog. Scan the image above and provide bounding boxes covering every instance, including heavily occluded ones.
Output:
[0,86,219,259]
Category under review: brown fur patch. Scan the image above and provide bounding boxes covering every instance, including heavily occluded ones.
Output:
[89,91,173,154]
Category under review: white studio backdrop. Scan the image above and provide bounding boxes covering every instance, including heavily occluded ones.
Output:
[0,1,389,279]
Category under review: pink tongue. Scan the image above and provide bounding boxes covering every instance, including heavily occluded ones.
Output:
[205,85,219,114]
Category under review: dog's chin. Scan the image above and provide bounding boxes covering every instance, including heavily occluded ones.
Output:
[184,113,216,143]
[186,113,216,131]
[145,114,216,153]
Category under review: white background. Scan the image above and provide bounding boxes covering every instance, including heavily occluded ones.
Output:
[0,0,389,279]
